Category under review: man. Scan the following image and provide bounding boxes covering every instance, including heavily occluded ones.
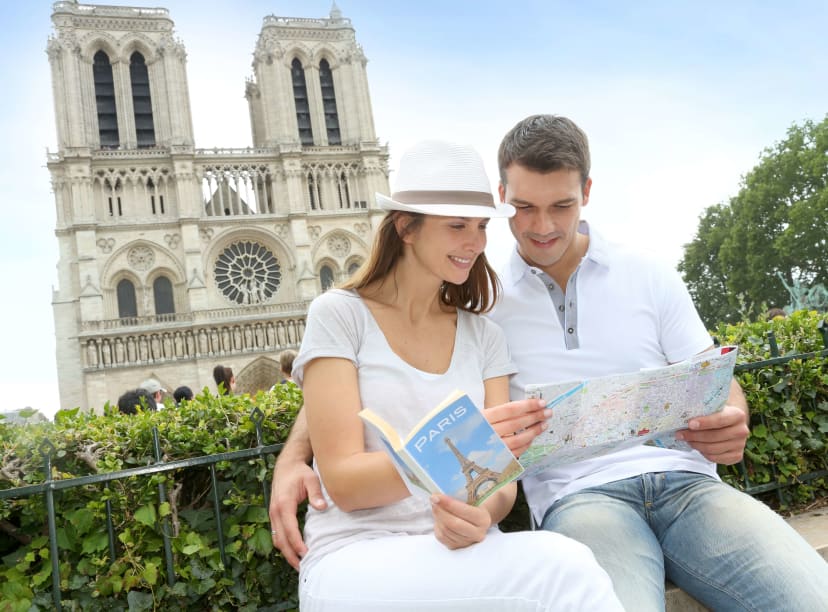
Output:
[269,115,828,609]
[116,387,157,414]
[139,378,166,407]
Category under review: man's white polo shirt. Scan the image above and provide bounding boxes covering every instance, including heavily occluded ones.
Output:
[488,222,719,523]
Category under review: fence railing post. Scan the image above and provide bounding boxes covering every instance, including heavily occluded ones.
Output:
[209,464,228,569]
[251,407,270,508]
[38,439,62,612]
[151,427,176,587]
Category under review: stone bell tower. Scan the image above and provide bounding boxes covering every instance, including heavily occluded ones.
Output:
[46,1,389,411]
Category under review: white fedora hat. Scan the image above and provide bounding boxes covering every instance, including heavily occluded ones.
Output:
[376,140,515,218]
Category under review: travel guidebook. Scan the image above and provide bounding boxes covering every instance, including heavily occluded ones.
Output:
[519,345,739,477]
[359,391,524,506]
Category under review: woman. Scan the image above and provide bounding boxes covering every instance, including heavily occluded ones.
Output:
[212,364,235,395]
[294,141,621,611]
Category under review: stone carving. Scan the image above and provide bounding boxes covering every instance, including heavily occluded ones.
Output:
[86,340,99,368]
[189,267,205,288]
[126,337,137,362]
[354,222,369,236]
[100,340,112,366]
[164,233,180,249]
[114,338,125,364]
[198,329,209,355]
[200,227,214,242]
[81,317,306,371]
[81,275,100,296]
[275,223,289,238]
[308,225,321,240]
[214,240,282,305]
[128,245,155,271]
[158,33,187,61]
[46,37,63,61]
[96,237,116,253]
[327,234,351,258]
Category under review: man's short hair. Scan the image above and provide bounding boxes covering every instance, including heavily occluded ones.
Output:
[139,378,166,395]
[497,114,591,187]
[117,388,157,414]
[173,385,194,404]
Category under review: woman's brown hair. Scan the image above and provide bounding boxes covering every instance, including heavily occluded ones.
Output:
[341,211,500,313]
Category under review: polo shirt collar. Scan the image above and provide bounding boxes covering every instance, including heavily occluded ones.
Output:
[503,221,610,287]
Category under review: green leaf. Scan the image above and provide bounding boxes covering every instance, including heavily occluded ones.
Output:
[248,527,273,556]
[158,501,171,517]
[32,564,52,587]
[126,589,154,611]
[54,406,80,425]
[182,544,201,555]
[241,506,269,524]
[68,507,95,535]
[142,561,158,585]
[82,532,109,554]
[134,504,157,528]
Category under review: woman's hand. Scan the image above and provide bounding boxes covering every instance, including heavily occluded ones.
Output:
[430,494,492,550]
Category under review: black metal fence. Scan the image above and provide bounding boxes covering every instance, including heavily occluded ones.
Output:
[0,408,282,611]
[728,326,828,504]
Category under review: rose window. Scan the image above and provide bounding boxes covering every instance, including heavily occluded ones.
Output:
[214,241,281,305]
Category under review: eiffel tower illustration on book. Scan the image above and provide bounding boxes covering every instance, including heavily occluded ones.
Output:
[445,437,504,504]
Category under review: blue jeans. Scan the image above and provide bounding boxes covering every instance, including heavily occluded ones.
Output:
[540,472,828,611]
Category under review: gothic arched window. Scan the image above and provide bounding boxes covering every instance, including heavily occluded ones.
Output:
[319,59,340,145]
[93,50,119,149]
[307,172,320,210]
[291,58,313,145]
[130,52,155,148]
[337,171,350,208]
[153,276,174,316]
[117,279,137,318]
[347,260,361,275]
[320,265,334,291]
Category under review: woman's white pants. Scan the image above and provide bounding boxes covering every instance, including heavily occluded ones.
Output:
[299,529,623,611]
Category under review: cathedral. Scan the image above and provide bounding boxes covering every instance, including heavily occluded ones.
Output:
[46,1,390,411]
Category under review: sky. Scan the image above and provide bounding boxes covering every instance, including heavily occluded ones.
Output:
[2,0,827,417]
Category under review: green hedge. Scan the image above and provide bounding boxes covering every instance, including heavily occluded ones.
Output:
[2,311,826,609]
[0,384,302,611]
[714,309,828,508]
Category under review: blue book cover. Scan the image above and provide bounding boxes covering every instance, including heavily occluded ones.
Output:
[360,390,524,506]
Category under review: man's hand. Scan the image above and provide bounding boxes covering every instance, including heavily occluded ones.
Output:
[485,398,551,456]
[675,404,750,465]
[430,494,491,550]
[268,460,327,570]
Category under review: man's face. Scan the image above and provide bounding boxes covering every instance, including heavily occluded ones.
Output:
[499,165,591,277]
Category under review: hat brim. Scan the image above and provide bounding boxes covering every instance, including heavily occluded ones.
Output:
[376,193,515,218]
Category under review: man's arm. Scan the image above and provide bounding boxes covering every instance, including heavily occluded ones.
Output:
[675,378,750,465]
[268,406,326,570]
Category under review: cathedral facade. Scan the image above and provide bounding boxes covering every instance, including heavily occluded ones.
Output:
[46,1,389,411]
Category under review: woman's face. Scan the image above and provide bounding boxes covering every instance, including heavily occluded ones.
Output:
[404,215,488,286]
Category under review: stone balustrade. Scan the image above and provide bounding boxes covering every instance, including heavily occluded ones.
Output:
[52,2,170,18]
[79,301,310,333]
[80,311,306,371]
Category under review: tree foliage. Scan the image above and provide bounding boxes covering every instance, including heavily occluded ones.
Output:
[679,116,828,326]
